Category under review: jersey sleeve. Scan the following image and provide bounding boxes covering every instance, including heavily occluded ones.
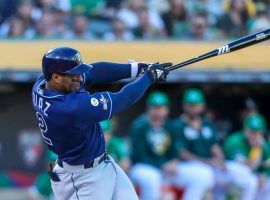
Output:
[129,121,149,163]
[82,62,138,86]
[76,92,113,124]
[77,73,152,124]
[223,134,246,161]
[173,121,189,152]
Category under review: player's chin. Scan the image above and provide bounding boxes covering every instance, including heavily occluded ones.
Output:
[70,84,80,92]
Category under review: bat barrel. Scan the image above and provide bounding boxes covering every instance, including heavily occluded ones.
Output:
[167,28,270,72]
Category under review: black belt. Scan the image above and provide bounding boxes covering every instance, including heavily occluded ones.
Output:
[57,152,108,169]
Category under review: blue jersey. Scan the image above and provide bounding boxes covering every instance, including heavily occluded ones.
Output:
[32,62,152,164]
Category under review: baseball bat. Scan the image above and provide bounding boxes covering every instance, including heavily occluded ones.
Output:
[167,28,270,71]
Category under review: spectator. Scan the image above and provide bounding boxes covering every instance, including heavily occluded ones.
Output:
[186,0,224,25]
[70,0,105,17]
[186,12,218,40]
[129,92,178,200]
[117,0,165,32]
[103,18,134,41]
[100,120,131,172]
[103,0,125,19]
[147,0,170,14]
[134,7,166,40]
[224,114,270,200]
[249,2,270,33]
[217,0,251,38]
[0,0,35,38]
[34,11,58,38]
[7,17,26,38]
[162,0,189,37]
[64,15,96,40]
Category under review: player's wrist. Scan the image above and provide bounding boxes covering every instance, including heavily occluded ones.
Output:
[130,62,139,78]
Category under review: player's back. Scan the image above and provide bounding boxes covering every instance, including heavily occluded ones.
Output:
[32,76,105,164]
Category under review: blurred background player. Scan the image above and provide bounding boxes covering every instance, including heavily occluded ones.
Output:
[129,91,178,200]
[166,88,216,200]
[224,114,270,200]
[27,150,57,200]
[100,120,131,172]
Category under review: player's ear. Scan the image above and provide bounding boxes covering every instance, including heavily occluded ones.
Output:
[51,73,62,84]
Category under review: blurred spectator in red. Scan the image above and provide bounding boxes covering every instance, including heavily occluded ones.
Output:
[249,2,270,33]
[64,15,96,40]
[134,7,166,40]
[217,0,251,38]
[103,18,134,41]
[162,0,189,38]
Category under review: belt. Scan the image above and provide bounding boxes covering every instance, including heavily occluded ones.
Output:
[57,152,108,169]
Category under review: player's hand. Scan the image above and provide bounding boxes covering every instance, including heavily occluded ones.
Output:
[145,62,172,83]
[162,159,179,176]
[137,62,151,76]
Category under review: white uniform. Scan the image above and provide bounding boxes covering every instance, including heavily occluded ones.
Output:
[165,161,215,200]
[214,161,258,200]
[52,156,138,200]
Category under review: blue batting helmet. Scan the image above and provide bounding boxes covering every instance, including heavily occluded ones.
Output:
[42,46,92,80]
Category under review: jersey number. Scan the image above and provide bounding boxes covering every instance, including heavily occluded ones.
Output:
[36,112,53,146]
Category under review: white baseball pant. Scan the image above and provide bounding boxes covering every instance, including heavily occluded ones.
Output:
[51,157,138,200]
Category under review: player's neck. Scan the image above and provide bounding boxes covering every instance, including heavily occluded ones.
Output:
[45,81,62,93]
[150,118,164,127]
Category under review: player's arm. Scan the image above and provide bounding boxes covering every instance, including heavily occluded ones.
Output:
[109,63,171,115]
[77,63,171,123]
[82,62,149,86]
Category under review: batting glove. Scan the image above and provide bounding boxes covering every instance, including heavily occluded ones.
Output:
[145,62,172,83]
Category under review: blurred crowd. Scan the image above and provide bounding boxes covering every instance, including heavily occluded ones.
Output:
[0,0,269,40]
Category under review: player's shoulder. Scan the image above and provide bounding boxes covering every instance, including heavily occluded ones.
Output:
[110,135,125,146]
[225,131,245,145]
[130,114,149,129]
[170,118,185,128]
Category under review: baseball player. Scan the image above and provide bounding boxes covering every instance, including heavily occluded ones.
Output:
[224,114,270,200]
[28,151,57,200]
[170,89,259,200]
[100,120,131,172]
[167,88,216,200]
[31,46,172,200]
[129,91,178,200]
